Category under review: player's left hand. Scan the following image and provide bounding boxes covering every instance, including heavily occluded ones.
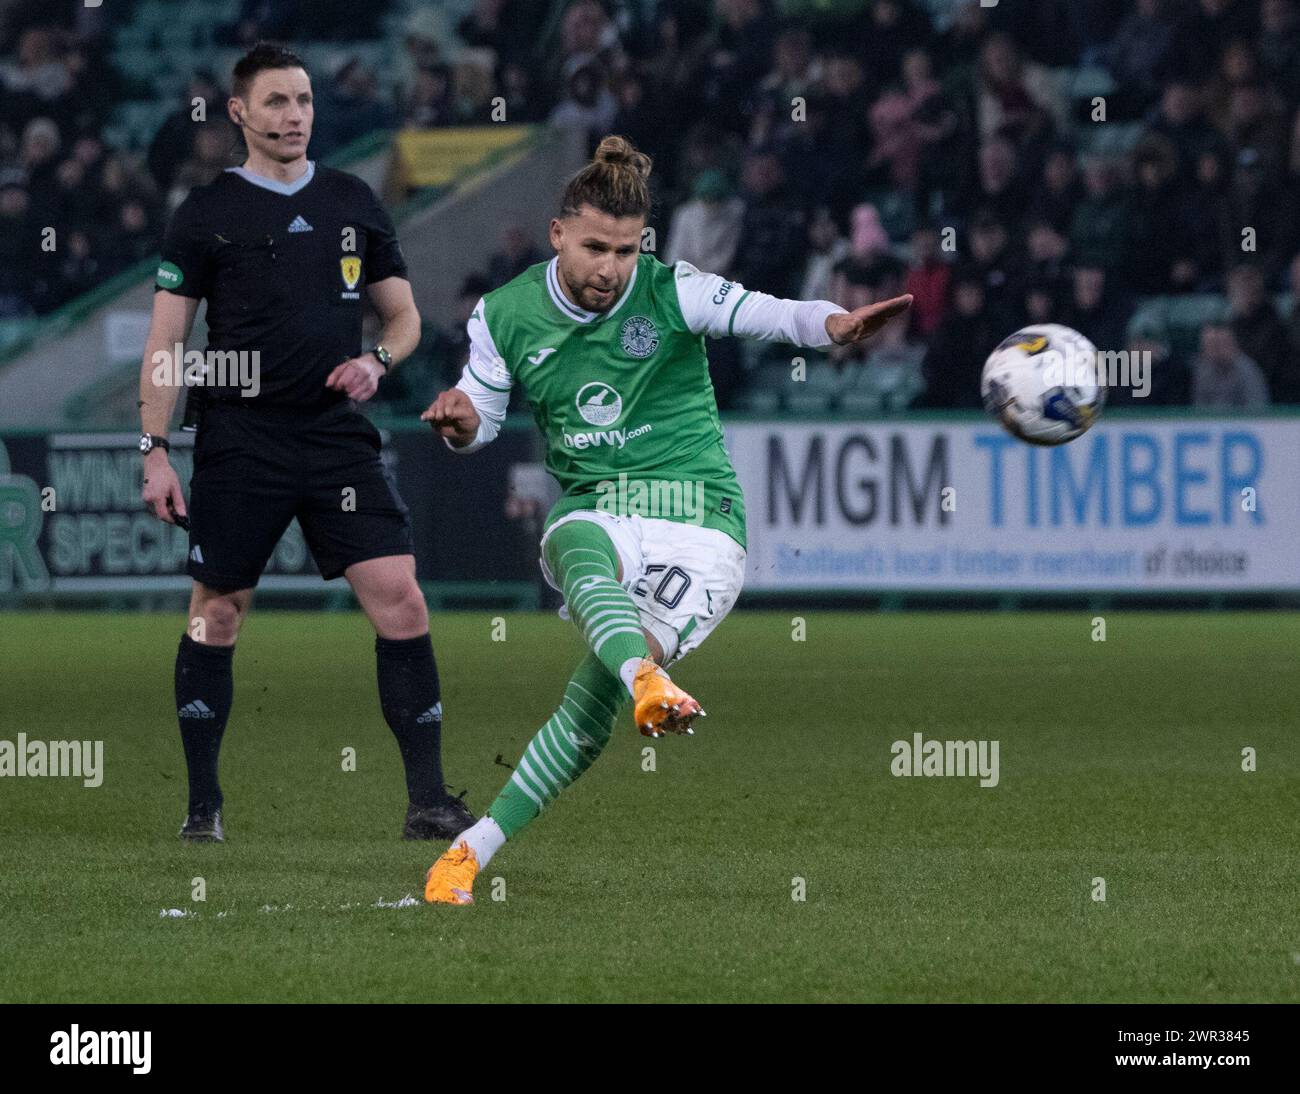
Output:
[325,355,384,402]
[825,294,914,345]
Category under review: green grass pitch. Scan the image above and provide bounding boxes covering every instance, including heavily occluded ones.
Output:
[1,610,1297,1003]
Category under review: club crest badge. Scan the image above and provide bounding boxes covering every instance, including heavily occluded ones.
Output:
[620,315,658,359]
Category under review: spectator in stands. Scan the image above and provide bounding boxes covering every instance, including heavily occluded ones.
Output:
[547,58,618,149]
[1130,135,1191,294]
[18,115,60,193]
[902,222,950,338]
[610,69,675,185]
[1224,146,1300,286]
[1174,0,1258,81]
[404,65,457,130]
[46,227,100,311]
[97,198,155,279]
[1222,81,1290,178]
[665,169,744,275]
[967,209,1023,318]
[918,266,1001,408]
[496,61,545,124]
[1168,146,1233,291]
[1192,320,1269,407]
[1025,217,1071,281]
[0,27,74,111]
[457,0,542,70]
[866,49,947,191]
[147,71,233,194]
[1146,80,1224,184]
[166,120,237,210]
[1205,40,1264,136]
[959,135,1026,227]
[971,32,1057,142]
[1126,320,1191,406]
[1227,263,1290,397]
[486,225,544,289]
[852,0,933,95]
[1069,156,1134,275]
[1029,142,1083,233]
[314,60,399,159]
[813,50,873,221]
[1061,266,1131,351]
[0,177,37,316]
[51,154,94,225]
[1259,0,1300,104]
[731,149,806,297]
[1105,0,1182,117]
[695,0,779,128]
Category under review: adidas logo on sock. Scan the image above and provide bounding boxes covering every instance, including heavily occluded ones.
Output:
[287,215,313,232]
[416,703,442,724]
[178,700,216,719]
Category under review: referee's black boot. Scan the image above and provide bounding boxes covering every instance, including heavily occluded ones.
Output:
[403,793,475,840]
[179,807,224,843]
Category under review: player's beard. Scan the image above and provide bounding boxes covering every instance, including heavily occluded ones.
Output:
[562,266,621,313]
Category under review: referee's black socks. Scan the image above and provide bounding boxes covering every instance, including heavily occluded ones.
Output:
[375,633,445,807]
[175,633,234,813]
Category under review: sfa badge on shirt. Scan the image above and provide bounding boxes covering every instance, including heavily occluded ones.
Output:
[340,255,362,301]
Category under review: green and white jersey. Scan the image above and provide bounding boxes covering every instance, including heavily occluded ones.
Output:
[450,252,846,551]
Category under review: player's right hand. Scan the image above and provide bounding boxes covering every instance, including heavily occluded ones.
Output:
[420,387,481,447]
[142,452,187,525]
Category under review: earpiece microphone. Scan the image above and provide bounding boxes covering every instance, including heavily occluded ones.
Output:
[234,112,282,140]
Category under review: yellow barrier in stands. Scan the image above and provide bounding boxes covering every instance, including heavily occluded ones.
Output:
[394,126,534,189]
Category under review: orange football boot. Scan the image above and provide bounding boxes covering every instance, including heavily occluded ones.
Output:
[423,841,480,905]
[632,658,705,738]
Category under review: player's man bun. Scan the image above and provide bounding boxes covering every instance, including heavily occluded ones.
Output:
[560,135,652,220]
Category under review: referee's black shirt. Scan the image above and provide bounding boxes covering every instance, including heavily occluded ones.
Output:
[154,161,408,411]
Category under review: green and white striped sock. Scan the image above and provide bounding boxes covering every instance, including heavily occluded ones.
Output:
[543,519,649,685]
[488,653,628,839]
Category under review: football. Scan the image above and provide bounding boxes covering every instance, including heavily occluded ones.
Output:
[980,323,1106,446]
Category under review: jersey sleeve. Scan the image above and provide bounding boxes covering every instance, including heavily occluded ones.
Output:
[363,182,409,283]
[446,297,512,454]
[672,260,847,347]
[154,194,211,299]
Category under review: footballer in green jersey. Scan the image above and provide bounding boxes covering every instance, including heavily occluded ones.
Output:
[421,136,911,904]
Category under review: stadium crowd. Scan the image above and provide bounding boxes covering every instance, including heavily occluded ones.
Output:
[4,0,1300,410]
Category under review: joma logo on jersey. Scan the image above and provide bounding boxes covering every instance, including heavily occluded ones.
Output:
[575,382,622,425]
[562,423,653,451]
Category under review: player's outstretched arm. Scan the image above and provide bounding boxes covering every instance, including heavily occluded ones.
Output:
[824,294,913,345]
[672,260,911,349]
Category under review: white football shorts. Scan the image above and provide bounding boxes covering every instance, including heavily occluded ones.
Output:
[538,510,746,665]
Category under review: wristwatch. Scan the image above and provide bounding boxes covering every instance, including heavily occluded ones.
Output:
[369,344,392,373]
[139,433,170,455]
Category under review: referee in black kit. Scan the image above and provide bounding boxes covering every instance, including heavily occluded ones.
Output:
[138,43,473,843]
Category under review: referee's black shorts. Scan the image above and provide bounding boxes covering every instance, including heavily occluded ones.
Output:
[186,400,414,591]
